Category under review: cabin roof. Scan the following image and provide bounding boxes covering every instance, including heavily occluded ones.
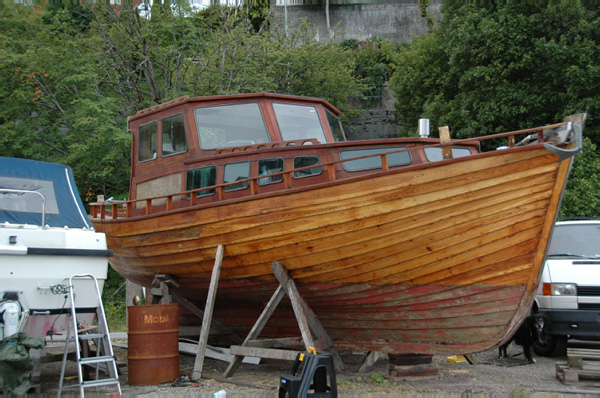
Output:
[128,93,342,123]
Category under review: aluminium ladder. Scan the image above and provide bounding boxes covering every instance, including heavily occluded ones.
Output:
[58,274,121,397]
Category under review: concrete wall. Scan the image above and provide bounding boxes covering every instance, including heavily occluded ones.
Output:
[345,87,403,140]
[271,0,442,43]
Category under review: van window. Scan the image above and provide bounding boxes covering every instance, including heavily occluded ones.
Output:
[258,158,284,186]
[186,166,216,198]
[224,162,250,192]
[294,156,323,178]
[162,113,188,156]
[548,224,600,258]
[138,121,158,162]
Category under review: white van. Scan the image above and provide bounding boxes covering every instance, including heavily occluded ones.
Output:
[533,220,600,356]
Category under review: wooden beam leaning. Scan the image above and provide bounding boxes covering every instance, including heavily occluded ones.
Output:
[223,285,286,377]
[356,351,381,373]
[224,261,344,377]
[192,245,224,379]
[272,261,344,372]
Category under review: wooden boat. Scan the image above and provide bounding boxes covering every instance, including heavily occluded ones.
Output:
[90,93,585,354]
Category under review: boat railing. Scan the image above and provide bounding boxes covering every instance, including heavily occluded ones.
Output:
[90,121,574,221]
[0,188,46,227]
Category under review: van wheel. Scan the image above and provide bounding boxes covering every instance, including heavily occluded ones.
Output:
[533,333,567,357]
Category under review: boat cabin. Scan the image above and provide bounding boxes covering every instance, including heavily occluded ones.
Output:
[103,93,481,218]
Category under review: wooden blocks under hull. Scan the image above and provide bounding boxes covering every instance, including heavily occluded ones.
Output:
[556,346,600,386]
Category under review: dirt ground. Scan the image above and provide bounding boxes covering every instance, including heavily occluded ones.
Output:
[31,338,600,398]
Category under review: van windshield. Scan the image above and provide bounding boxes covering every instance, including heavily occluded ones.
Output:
[548,224,600,258]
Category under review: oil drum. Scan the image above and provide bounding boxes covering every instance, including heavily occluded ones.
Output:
[127,303,180,385]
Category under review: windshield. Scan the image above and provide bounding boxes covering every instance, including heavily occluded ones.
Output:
[273,103,327,143]
[548,223,600,258]
[194,102,270,150]
[0,157,91,228]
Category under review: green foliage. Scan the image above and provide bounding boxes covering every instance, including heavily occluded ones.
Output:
[342,37,402,108]
[0,5,130,200]
[102,267,127,331]
[390,3,600,217]
[104,302,127,332]
[560,138,600,218]
[269,20,363,115]
[0,4,363,204]
[390,4,600,143]
[348,37,401,85]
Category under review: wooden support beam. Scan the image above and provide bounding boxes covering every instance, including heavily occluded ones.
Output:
[223,285,285,377]
[271,262,316,350]
[356,351,381,373]
[224,261,344,377]
[192,245,224,379]
[272,261,344,372]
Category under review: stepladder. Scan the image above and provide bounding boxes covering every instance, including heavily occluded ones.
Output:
[58,274,121,397]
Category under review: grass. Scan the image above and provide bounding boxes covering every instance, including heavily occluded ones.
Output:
[104,302,127,332]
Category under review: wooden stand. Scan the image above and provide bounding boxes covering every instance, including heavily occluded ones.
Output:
[224,261,344,377]
[556,346,600,386]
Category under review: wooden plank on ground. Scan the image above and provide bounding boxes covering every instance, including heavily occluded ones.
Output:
[179,342,260,365]
[229,345,300,361]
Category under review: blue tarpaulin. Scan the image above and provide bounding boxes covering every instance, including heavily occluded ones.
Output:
[0,157,91,229]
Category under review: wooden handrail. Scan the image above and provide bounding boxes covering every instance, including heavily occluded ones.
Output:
[90,122,569,220]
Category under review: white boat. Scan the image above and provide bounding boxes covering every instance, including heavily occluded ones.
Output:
[0,157,111,339]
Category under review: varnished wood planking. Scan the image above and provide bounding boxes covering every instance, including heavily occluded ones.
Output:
[102,151,556,276]
[93,141,575,354]
[99,147,555,241]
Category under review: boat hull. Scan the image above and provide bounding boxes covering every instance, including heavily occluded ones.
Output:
[95,145,572,354]
[1,227,109,337]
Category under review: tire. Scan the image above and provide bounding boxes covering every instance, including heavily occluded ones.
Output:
[533,332,567,357]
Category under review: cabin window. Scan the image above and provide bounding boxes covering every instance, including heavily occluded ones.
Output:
[162,113,188,156]
[273,103,327,143]
[326,110,346,142]
[293,156,323,178]
[138,121,158,162]
[258,158,284,186]
[194,103,270,150]
[224,162,250,192]
[424,147,472,162]
[186,166,216,198]
[339,147,411,171]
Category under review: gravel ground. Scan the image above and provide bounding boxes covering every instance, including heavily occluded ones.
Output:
[35,340,600,397]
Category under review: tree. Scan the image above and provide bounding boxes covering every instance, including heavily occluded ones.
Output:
[390,3,600,145]
[0,4,363,203]
[389,3,600,217]
[0,5,130,201]
[560,138,600,218]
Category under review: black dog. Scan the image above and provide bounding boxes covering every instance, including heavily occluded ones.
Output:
[499,314,544,363]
